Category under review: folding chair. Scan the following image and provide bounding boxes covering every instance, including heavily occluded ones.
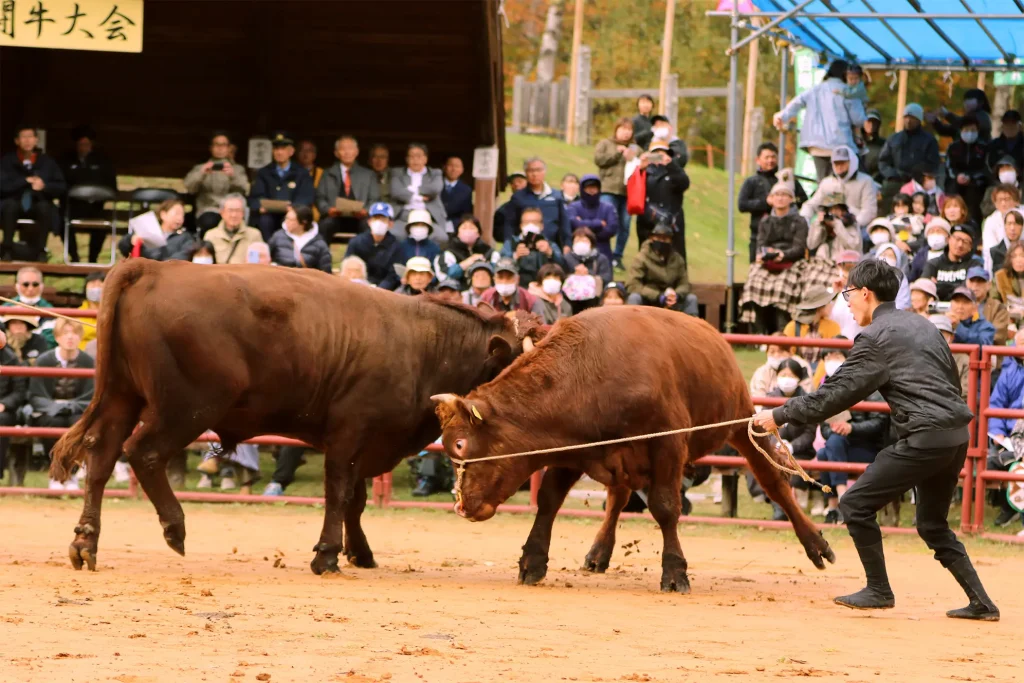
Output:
[63,185,117,266]
[126,188,179,224]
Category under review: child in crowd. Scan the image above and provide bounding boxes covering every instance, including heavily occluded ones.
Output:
[888,193,912,221]
[844,64,868,151]
[601,282,626,306]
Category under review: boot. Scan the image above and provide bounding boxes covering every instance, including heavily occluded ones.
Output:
[834,542,895,610]
[945,556,1000,621]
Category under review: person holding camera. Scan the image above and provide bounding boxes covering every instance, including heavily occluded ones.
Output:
[503,206,565,286]
[183,131,251,235]
[635,141,690,258]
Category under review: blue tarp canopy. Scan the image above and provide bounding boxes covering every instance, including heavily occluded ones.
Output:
[727,0,1024,70]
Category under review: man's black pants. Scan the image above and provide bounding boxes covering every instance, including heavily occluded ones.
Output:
[271,446,306,490]
[840,439,968,568]
[1,198,53,260]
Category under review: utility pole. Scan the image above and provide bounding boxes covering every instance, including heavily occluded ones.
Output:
[565,0,585,144]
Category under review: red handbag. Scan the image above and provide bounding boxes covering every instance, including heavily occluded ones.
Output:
[626,168,647,216]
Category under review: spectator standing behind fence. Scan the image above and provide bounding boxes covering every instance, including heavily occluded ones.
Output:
[118,198,196,261]
[981,158,1020,220]
[501,158,571,254]
[438,215,497,288]
[922,224,983,301]
[368,144,392,204]
[981,184,1021,271]
[878,103,941,212]
[396,209,441,268]
[593,119,639,267]
[636,141,690,259]
[492,171,526,243]
[987,111,1023,180]
[773,60,866,181]
[965,267,1009,346]
[31,319,93,490]
[462,261,494,307]
[316,135,379,244]
[801,146,878,232]
[203,195,263,265]
[1,125,65,262]
[993,242,1024,330]
[267,205,332,273]
[441,157,473,235]
[632,95,655,150]
[567,175,618,261]
[59,125,117,264]
[860,109,887,183]
[344,202,402,290]
[927,88,993,143]
[739,143,808,263]
[625,221,698,316]
[183,131,250,235]
[480,258,543,315]
[391,144,447,244]
[944,114,989,227]
[4,266,56,347]
[529,264,572,325]
[248,133,314,242]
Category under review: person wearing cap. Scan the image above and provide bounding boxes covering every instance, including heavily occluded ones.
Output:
[462,260,495,307]
[943,114,989,227]
[601,281,627,306]
[594,117,641,263]
[947,285,995,347]
[878,103,941,212]
[739,170,808,333]
[738,142,809,263]
[986,111,1023,182]
[781,286,840,368]
[441,156,473,234]
[344,202,402,290]
[183,131,250,235]
[806,188,862,263]
[648,116,689,169]
[505,206,565,286]
[567,174,618,261]
[927,88,993,144]
[922,224,983,301]
[860,109,887,183]
[391,143,448,244]
[908,217,951,281]
[439,215,498,289]
[965,266,1009,346]
[930,314,971,400]
[58,124,117,263]
[500,157,572,254]
[480,257,543,315]
[909,278,937,318]
[395,208,441,269]
[982,326,1024,528]
[636,139,690,259]
[625,221,697,316]
[316,134,380,245]
[492,171,527,243]
[754,259,998,619]
[773,60,866,181]
[2,313,47,366]
[801,145,877,231]
[395,256,436,296]
[434,278,463,304]
[248,132,315,242]
[981,182,1022,271]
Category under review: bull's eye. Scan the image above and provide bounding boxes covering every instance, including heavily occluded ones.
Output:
[454,439,466,454]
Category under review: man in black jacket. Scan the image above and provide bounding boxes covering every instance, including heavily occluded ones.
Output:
[922,224,984,301]
[738,143,808,262]
[248,132,315,241]
[754,259,999,620]
[0,125,66,261]
[59,125,118,263]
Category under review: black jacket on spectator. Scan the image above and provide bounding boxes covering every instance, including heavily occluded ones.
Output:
[632,113,654,150]
[756,210,808,263]
[441,180,473,226]
[248,162,315,220]
[58,150,117,191]
[861,132,887,182]
[945,139,989,224]
[986,131,1024,180]
[507,232,565,286]
[738,167,808,261]
[921,249,984,301]
[774,303,974,447]
[344,231,402,290]
[501,186,572,250]
[878,128,941,182]
[118,228,197,261]
[819,390,888,450]
[439,238,496,286]
[267,228,333,273]
[0,151,67,202]
[5,332,50,365]
[0,347,27,412]
[637,159,690,257]
[29,349,94,417]
[768,386,816,457]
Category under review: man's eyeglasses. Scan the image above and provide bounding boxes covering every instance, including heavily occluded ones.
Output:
[841,287,859,302]
[18,281,40,288]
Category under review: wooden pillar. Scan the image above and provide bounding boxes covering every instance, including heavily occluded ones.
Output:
[740,38,760,177]
[895,70,908,133]
[658,0,677,114]
[573,46,592,146]
[977,72,987,91]
[472,146,499,244]
[565,0,586,145]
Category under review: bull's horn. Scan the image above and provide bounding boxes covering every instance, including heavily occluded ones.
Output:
[430,393,460,406]
[523,336,535,353]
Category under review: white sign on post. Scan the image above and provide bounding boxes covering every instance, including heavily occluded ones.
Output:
[247,137,272,170]
[36,129,47,153]
[472,146,499,180]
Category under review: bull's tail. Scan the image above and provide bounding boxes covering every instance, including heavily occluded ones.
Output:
[49,261,145,481]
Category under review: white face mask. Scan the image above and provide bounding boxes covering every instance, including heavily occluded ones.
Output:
[882,255,898,268]
[767,355,784,370]
[192,256,214,265]
[824,359,844,377]
[652,126,670,141]
[927,233,948,250]
[409,226,429,242]
[869,231,889,246]
[521,223,542,235]
[85,288,102,303]
[495,282,517,297]
[369,220,389,237]
[999,170,1017,185]
[776,377,799,394]
[19,295,41,305]
[542,278,562,295]
[572,241,591,256]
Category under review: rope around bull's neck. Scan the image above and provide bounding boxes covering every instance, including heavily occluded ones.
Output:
[449,416,831,509]
[0,295,97,329]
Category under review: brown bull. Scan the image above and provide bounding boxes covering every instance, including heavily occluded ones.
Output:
[50,259,538,573]
[433,306,835,592]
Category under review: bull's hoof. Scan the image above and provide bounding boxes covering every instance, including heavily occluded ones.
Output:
[517,553,548,586]
[582,544,612,573]
[162,521,186,557]
[311,543,341,575]
[660,554,690,594]
[68,542,97,571]
[804,531,836,570]
[345,551,378,569]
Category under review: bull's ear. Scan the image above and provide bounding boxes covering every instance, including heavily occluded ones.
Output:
[476,301,496,315]
[487,334,514,361]
[430,394,485,427]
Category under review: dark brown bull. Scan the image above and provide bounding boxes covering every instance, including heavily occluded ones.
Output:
[433,306,835,592]
[50,259,538,573]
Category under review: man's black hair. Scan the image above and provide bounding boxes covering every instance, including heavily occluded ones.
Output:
[650,115,670,125]
[14,124,37,137]
[210,130,230,144]
[637,94,654,105]
[825,59,849,81]
[757,142,778,155]
[848,259,900,303]
[778,358,807,380]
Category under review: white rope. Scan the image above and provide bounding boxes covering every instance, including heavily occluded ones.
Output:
[0,295,97,329]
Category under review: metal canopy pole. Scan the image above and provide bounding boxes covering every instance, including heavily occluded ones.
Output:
[727,0,815,55]
[725,1,740,332]
[778,47,788,169]
[707,11,1024,19]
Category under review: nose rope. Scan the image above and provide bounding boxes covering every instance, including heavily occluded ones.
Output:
[448,416,830,508]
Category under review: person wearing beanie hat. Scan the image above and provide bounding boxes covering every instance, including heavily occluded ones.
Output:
[922,223,984,301]
[966,265,1010,346]
[878,102,941,213]
[801,146,878,232]
[738,142,810,263]
[566,174,619,261]
[948,285,995,346]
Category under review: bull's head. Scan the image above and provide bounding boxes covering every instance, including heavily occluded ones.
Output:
[430,393,536,522]
[480,309,545,382]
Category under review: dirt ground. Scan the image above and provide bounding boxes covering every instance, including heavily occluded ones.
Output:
[0,499,1019,683]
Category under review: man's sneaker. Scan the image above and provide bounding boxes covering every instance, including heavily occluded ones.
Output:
[263,482,284,497]
[196,474,213,489]
[412,478,440,497]
[65,477,80,491]
[220,477,236,490]
[48,478,65,490]
[994,507,1017,527]
[771,502,788,521]
[825,508,844,525]
[113,460,131,483]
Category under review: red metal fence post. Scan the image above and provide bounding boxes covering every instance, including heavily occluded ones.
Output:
[974,347,994,533]
[961,346,979,533]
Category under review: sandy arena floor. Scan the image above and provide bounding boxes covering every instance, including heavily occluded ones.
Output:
[0,498,1019,683]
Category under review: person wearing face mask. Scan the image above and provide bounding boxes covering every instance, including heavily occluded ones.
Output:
[564,227,613,302]
[344,202,403,290]
[927,88,993,143]
[739,143,809,263]
[391,143,447,243]
[439,215,497,289]
[873,242,908,280]
[899,169,945,221]
[625,222,698,316]
[922,224,983,301]
[462,261,494,307]
[986,110,1024,182]
[75,272,104,352]
[878,103,941,213]
[801,146,878,233]
[647,115,689,169]
[750,332,814,397]
[394,209,441,270]
[814,343,889,526]
[636,141,690,258]
[529,263,572,324]
[944,114,988,226]
[981,158,1021,220]
[993,240,1024,329]
[3,266,56,348]
[567,174,618,260]
[506,206,564,286]
[782,286,841,369]
[266,205,332,273]
[500,157,572,254]
[981,182,1021,270]
[765,358,817,521]
[908,217,951,281]
[480,258,544,315]
[189,241,216,265]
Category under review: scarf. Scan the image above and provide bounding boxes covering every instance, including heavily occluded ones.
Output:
[283,225,320,262]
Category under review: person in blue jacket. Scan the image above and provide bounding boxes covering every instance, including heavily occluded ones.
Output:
[249,132,314,241]
[567,174,618,260]
[986,327,1024,527]
[395,208,441,269]
[949,286,995,346]
[343,202,403,290]
[500,157,572,253]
